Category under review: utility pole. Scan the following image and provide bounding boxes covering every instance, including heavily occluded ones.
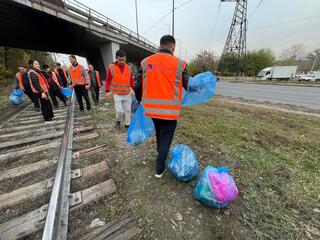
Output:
[218,0,248,80]
[172,0,175,36]
[311,54,318,71]
[135,0,139,38]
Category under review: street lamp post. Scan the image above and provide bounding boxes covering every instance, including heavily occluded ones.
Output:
[135,0,139,38]
[172,0,175,36]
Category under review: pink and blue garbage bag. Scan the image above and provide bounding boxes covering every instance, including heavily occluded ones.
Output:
[167,144,199,182]
[127,105,155,146]
[193,166,238,208]
[182,71,217,107]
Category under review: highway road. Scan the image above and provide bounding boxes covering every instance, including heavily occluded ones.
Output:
[216,82,320,110]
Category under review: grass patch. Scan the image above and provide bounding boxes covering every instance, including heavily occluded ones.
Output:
[74,96,319,240]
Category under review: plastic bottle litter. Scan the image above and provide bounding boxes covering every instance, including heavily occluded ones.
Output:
[193,166,238,208]
[167,144,199,182]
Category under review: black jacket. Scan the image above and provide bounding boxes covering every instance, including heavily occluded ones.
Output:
[29,68,48,93]
[134,48,189,102]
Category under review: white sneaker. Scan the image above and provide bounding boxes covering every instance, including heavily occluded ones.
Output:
[44,120,57,124]
[155,169,166,178]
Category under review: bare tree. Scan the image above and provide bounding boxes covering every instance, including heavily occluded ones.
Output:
[189,50,216,75]
[280,43,306,61]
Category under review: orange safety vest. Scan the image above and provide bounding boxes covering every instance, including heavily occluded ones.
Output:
[54,68,68,81]
[141,53,187,120]
[51,71,62,89]
[28,69,49,94]
[69,64,88,86]
[16,72,25,91]
[109,63,131,95]
[88,70,102,88]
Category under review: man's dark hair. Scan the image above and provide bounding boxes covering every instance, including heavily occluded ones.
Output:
[18,64,25,68]
[160,35,176,46]
[69,55,76,60]
[42,64,49,70]
[116,50,126,58]
[28,59,35,67]
[55,63,61,66]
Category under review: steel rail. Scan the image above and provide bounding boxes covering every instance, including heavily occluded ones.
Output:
[42,92,75,240]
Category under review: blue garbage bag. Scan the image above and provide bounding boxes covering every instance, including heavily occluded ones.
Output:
[127,105,155,146]
[9,90,25,105]
[182,71,217,107]
[61,87,73,97]
[193,166,238,208]
[167,144,199,182]
[131,96,140,114]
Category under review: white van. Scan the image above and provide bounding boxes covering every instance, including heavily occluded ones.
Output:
[257,66,298,80]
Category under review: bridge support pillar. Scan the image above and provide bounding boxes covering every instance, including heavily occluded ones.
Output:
[100,42,120,69]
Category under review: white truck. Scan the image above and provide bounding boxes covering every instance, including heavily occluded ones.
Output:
[256,66,298,80]
[298,71,320,81]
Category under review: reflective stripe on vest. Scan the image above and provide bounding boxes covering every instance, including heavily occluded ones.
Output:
[69,65,86,86]
[28,69,49,94]
[109,64,131,95]
[141,56,186,119]
[16,73,25,91]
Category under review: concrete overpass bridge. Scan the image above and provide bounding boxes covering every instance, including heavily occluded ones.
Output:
[0,0,158,77]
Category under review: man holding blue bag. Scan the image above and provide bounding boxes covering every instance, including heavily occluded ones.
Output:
[135,35,189,178]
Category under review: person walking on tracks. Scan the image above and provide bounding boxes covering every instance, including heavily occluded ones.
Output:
[88,64,102,106]
[15,65,40,111]
[135,35,189,178]
[68,55,91,112]
[42,64,67,108]
[105,50,135,129]
[54,63,69,87]
[28,59,55,122]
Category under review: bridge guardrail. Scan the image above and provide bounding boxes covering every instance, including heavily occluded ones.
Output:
[62,0,158,51]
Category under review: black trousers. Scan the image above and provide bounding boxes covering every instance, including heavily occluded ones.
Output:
[24,90,40,109]
[74,85,91,111]
[39,94,54,121]
[49,89,66,107]
[90,86,100,105]
[152,118,177,174]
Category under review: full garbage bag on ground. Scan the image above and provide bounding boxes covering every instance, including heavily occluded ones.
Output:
[167,144,199,182]
[131,96,140,114]
[9,90,25,105]
[182,71,217,107]
[127,105,155,146]
[61,87,73,97]
[193,166,238,208]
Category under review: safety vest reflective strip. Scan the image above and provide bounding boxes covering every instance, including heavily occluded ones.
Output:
[28,70,49,94]
[16,73,25,91]
[109,64,131,95]
[142,58,185,113]
[51,71,61,88]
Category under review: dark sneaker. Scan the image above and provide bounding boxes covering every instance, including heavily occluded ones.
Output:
[155,169,166,178]
[125,125,130,129]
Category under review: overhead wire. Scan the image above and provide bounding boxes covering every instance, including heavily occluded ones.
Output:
[143,0,194,35]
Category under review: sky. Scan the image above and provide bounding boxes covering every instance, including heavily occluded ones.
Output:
[57,0,320,64]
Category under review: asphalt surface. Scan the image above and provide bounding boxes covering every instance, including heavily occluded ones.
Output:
[216,82,320,110]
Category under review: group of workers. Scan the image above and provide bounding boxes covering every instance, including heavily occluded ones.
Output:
[14,34,189,178]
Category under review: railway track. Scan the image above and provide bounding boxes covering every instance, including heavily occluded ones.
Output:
[0,93,137,239]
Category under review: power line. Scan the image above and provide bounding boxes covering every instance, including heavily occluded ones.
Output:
[249,15,320,30]
[248,0,264,18]
[143,0,194,35]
